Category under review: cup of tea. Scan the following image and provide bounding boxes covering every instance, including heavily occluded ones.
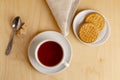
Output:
[35,40,69,68]
[28,31,71,74]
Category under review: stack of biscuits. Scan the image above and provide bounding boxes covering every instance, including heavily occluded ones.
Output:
[78,12,105,43]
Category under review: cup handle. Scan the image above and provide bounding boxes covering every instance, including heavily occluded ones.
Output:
[63,62,69,67]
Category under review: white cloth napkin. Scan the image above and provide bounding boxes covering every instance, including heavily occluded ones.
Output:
[46,0,79,36]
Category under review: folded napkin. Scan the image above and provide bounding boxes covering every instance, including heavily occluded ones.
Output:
[46,0,79,36]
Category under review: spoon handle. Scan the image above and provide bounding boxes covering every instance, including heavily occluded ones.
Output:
[5,31,15,55]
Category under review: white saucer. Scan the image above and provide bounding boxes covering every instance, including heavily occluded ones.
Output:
[73,10,110,46]
[28,31,72,74]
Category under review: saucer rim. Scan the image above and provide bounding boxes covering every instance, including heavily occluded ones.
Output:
[28,31,72,74]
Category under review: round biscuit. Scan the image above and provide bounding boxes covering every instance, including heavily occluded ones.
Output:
[78,23,99,43]
[85,12,105,31]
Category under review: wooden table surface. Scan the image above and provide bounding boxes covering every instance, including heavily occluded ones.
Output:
[0,0,120,80]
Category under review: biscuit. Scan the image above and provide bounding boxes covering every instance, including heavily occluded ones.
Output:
[85,12,105,31]
[78,23,99,43]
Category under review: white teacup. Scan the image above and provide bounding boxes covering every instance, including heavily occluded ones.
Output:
[35,40,69,68]
[28,31,71,74]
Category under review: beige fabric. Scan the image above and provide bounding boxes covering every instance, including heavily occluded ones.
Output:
[46,0,79,36]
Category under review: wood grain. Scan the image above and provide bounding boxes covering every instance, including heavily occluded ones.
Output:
[0,0,120,80]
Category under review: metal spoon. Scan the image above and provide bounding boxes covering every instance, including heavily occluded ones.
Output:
[5,16,23,55]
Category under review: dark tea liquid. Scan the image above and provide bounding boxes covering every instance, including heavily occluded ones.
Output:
[38,41,63,67]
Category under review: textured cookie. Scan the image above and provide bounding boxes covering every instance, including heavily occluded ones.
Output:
[78,23,99,43]
[85,12,105,31]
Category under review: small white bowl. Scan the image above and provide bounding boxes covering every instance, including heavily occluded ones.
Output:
[73,9,110,46]
[28,31,72,74]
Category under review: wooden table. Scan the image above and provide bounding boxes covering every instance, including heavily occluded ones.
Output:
[0,0,120,80]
